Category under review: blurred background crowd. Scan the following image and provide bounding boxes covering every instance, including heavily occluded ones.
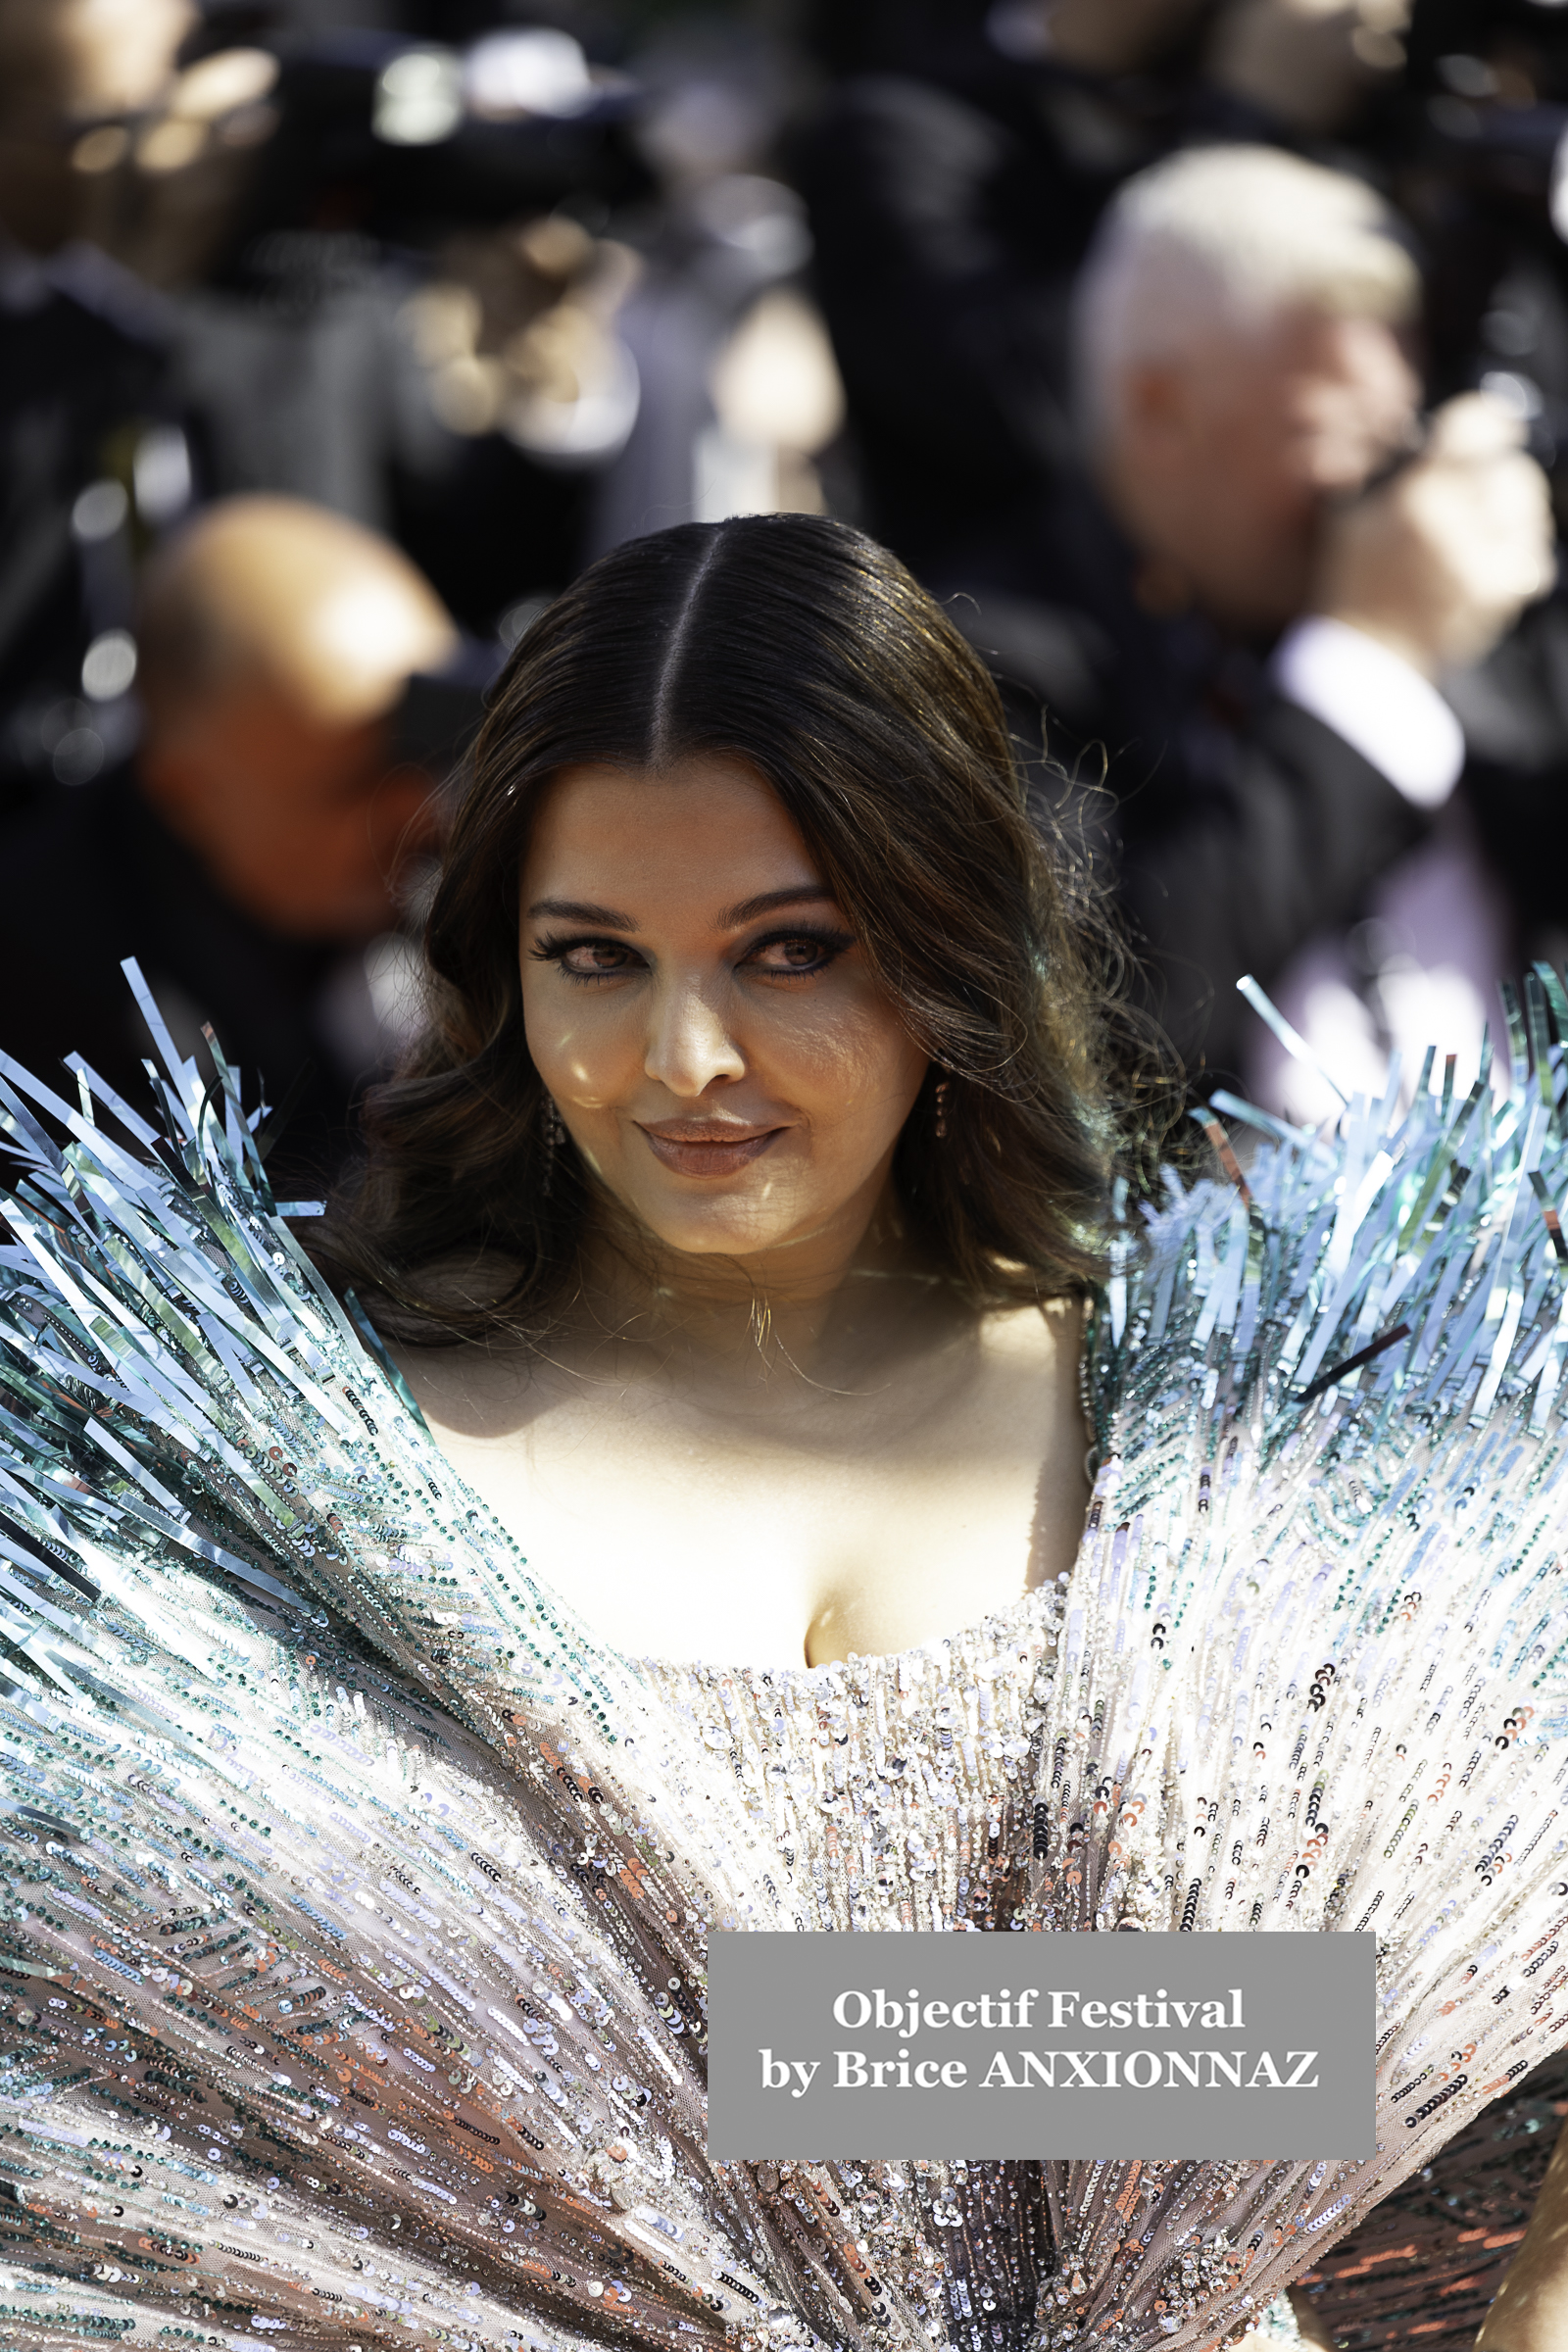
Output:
[5,0,1568,1190]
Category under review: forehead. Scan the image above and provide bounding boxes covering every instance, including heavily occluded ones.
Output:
[523,757,823,908]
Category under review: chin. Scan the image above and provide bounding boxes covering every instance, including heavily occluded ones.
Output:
[640,1208,798,1261]
[622,1183,808,1263]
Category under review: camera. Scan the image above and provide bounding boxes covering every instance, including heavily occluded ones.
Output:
[198,20,650,273]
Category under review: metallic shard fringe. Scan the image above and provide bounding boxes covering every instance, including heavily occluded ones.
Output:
[0,981,1565,2352]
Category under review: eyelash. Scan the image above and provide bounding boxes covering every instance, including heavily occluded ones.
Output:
[531,925,856,984]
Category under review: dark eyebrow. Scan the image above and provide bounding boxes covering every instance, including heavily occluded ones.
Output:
[525,887,837,932]
[526,897,638,928]
[715,886,836,927]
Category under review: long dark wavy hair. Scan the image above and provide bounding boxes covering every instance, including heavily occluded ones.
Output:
[314,514,1163,1341]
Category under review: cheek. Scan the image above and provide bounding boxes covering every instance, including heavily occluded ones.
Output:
[1200,381,1312,511]
[761,989,927,1133]
[519,980,644,1112]
[1281,371,1407,497]
[1228,413,1312,503]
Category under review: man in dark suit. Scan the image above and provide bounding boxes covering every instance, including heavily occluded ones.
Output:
[797,0,1207,581]
[925,144,1553,1089]
[797,0,1415,588]
[0,495,462,1193]
[0,0,198,813]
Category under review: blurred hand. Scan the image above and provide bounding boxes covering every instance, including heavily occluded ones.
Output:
[1311,393,1555,675]
[1037,0,1210,75]
[1207,0,1410,136]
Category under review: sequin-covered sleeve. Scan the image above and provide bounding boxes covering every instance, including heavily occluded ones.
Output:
[0,1003,808,2352]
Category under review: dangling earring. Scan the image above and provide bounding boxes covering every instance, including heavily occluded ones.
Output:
[934,1078,952,1141]
[542,1096,565,1196]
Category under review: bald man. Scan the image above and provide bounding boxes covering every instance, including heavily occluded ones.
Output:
[0,495,467,1191]
[135,497,459,936]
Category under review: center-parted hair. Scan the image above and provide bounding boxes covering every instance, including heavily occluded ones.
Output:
[317,514,1152,1340]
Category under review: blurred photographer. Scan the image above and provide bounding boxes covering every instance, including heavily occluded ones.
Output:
[0,2,652,684]
[945,143,1552,1086]
[797,0,1212,577]
[798,0,1427,584]
[0,496,466,1191]
[0,0,199,811]
[0,0,196,257]
[156,24,649,633]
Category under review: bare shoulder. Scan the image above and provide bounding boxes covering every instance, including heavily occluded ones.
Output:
[976,1291,1086,1369]
[384,1252,545,1441]
[393,1335,540,1440]
[970,1291,1091,1463]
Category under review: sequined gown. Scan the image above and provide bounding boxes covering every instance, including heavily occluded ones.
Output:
[6,1005,1568,2352]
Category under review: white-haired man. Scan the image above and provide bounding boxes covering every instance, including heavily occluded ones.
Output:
[801,0,1417,589]
[950,142,1553,1087]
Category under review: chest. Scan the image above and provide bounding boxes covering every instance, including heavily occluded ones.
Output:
[416,1329,1087,1670]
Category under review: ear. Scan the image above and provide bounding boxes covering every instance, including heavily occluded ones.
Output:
[1117,362,1194,465]
[134,694,240,845]
[135,731,208,827]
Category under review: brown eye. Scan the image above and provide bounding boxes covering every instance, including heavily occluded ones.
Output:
[543,938,642,979]
[745,928,854,975]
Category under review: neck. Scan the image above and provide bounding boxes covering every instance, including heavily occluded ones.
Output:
[569,1176,937,1383]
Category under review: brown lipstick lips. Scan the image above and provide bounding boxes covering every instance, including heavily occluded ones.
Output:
[637,1119,786,1178]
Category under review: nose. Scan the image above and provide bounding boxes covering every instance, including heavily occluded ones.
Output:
[643,972,746,1099]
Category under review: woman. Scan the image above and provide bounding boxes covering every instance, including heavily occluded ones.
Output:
[327,513,1115,1673]
[0,514,1564,2352]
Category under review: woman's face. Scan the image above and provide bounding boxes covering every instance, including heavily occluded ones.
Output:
[518,756,929,1271]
